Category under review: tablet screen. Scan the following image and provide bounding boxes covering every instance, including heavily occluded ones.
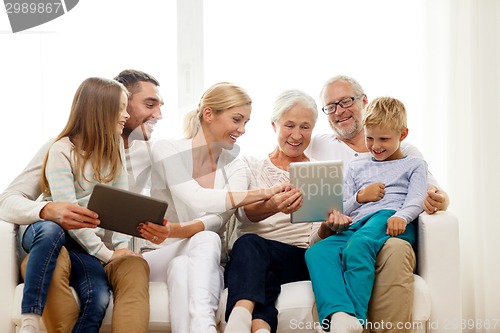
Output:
[289,160,343,223]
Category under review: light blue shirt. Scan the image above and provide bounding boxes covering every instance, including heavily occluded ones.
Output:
[343,155,427,224]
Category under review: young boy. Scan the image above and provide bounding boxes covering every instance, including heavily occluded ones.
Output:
[305,96,427,333]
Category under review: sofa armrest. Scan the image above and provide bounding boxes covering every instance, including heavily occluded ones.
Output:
[417,211,461,333]
[0,220,20,333]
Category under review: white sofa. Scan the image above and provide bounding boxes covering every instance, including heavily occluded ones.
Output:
[2,211,461,333]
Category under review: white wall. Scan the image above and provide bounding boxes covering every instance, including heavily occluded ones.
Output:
[0,0,178,191]
[203,0,443,186]
[0,0,444,191]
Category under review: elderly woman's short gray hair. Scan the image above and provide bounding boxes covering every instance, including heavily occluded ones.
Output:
[270,90,318,126]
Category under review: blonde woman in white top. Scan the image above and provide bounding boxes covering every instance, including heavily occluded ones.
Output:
[137,82,285,333]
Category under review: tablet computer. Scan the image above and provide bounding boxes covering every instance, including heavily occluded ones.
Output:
[87,184,168,238]
[289,160,343,223]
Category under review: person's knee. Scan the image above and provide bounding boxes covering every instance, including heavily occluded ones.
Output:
[37,221,65,239]
[231,233,265,255]
[167,255,189,277]
[106,255,150,287]
[119,255,149,274]
[376,238,416,273]
[305,241,327,264]
[93,288,111,314]
[191,230,222,253]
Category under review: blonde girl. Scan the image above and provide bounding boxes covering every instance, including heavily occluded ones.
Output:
[20,77,137,333]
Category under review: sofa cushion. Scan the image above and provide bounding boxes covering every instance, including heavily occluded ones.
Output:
[412,274,431,322]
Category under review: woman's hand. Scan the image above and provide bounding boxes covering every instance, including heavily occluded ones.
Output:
[138,218,171,244]
[265,187,303,215]
[357,182,385,203]
[264,182,290,199]
[323,210,352,234]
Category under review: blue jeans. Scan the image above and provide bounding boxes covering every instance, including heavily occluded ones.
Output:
[22,221,110,333]
[64,232,110,333]
[21,221,66,315]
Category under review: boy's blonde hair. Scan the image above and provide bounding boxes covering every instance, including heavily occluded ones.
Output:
[362,96,407,132]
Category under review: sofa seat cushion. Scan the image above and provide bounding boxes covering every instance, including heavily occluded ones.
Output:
[412,274,431,322]
[13,275,431,333]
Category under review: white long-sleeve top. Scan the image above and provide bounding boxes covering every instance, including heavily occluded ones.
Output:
[150,138,251,242]
[42,137,131,263]
[343,155,427,224]
[236,156,321,249]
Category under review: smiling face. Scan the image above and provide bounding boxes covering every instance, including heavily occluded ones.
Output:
[322,80,367,140]
[116,91,130,134]
[273,104,314,158]
[204,104,251,149]
[364,125,408,161]
[123,81,163,144]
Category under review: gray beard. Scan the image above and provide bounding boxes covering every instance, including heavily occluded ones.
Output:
[330,121,360,141]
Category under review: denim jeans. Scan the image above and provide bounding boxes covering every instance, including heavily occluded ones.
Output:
[22,221,110,333]
[21,220,66,315]
[65,232,111,333]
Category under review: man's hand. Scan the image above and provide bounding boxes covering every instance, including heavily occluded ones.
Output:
[423,185,449,214]
[39,202,100,230]
[357,183,385,203]
[387,216,407,236]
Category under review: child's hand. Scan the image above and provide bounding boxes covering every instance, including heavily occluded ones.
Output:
[387,216,407,236]
[324,210,352,234]
[357,183,385,203]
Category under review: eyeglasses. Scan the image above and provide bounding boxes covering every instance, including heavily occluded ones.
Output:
[321,95,363,115]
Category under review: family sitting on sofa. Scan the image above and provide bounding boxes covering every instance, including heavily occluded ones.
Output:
[0,69,449,333]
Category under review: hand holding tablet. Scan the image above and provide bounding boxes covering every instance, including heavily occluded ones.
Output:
[87,184,168,238]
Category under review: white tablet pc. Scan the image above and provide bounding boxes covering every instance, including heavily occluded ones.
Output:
[87,184,168,238]
[289,160,343,223]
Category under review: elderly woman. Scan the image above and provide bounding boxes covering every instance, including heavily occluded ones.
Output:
[223,90,321,333]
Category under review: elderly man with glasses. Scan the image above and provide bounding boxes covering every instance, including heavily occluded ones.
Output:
[306,75,449,333]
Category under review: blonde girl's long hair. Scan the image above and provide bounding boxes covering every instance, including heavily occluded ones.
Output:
[183,82,252,138]
[41,77,129,195]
